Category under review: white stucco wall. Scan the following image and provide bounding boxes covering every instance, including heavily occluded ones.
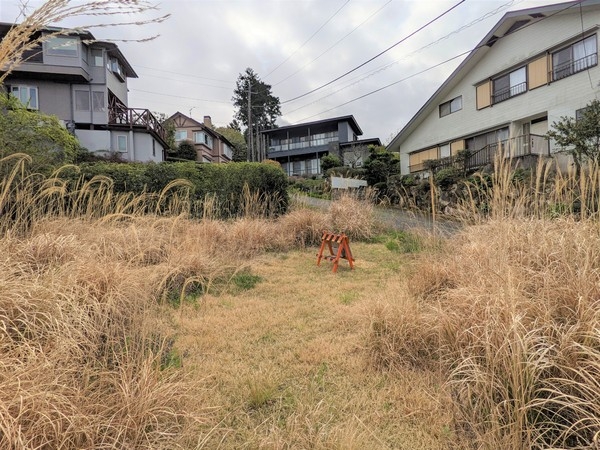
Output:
[75,129,163,162]
[132,132,164,163]
[396,8,600,174]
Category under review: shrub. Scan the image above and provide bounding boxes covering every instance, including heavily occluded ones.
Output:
[176,140,197,161]
[0,95,79,174]
[321,154,342,172]
[67,161,289,218]
[434,166,462,188]
[324,166,365,179]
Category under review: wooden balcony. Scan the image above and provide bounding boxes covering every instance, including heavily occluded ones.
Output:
[108,106,168,147]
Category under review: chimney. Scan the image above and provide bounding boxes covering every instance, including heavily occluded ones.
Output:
[203,115,212,128]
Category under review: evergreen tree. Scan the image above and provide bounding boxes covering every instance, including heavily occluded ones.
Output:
[363,146,400,186]
[231,68,281,161]
[176,140,197,161]
[547,99,600,169]
[215,126,247,162]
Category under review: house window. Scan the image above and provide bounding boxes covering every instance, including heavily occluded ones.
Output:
[109,58,125,80]
[152,139,156,157]
[175,130,187,141]
[194,131,213,149]
[92,91,105,112]
[10,85,38,109]
[75,90,90,111]
[91,48,103,67]
[553,35,597,81]
[439,96,462,117]
[81,44,88,64]
[117,135,127,152]
[493,66,526,103]
[46,36,78,57]
[576,107,589,121]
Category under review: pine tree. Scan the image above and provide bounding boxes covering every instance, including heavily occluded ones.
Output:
[231,68,281,161]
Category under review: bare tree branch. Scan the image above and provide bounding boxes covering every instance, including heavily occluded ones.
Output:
[0,0,169,82]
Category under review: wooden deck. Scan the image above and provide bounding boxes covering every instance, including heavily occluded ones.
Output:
[108,106,168,147]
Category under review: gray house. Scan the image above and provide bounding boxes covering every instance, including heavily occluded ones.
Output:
[0,23,168,162]
[262,115,380,176]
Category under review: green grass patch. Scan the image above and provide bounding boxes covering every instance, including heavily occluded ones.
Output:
[339,290,360,305]
[231,271,262,292]
[371,230,423,253]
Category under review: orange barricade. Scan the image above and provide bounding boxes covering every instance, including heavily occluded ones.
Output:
[316,231,354,273]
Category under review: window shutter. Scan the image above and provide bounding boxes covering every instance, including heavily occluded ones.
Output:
[528,55,549,89]
[450,140,465,155]
[476,81,491,110]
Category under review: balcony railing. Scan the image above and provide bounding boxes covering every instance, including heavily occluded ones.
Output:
[492,81,527,104]
[108,106,167,145]
[414,134,549,174]
[552,53,598,81]
[269,136,339,152]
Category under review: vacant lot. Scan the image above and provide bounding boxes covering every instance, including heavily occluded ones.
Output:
[177,238,454,449]
[3,180,600,449]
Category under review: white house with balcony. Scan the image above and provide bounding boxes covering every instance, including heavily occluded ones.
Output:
[387,0,600,174]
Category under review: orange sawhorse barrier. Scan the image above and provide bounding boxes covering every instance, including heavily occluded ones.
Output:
[316,232,354,273]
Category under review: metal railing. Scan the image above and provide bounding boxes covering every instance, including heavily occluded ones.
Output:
[552,53,597,81]
[492,81,527,104]
[108,106,167,145]
[415,134,550,174]
[286,166,321,177]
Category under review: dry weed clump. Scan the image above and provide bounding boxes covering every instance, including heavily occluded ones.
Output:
[277,207,328,248]
[328,191,376,240]
[369,218,600,449]
[1,212,285,448]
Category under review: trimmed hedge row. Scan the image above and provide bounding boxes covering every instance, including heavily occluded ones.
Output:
[68,161,289,218]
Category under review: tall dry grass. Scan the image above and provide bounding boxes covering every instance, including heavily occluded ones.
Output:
[0,154,379,447]
[368,154,600,449]
[458,147,600,223]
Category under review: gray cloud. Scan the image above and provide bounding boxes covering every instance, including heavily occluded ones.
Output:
[1,0,566,143]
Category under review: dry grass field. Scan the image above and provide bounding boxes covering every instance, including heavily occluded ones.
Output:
[3,153,600,449]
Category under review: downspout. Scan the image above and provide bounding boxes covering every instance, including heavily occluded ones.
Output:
[129,130,134,162]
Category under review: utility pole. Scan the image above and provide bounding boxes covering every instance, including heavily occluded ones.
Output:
[247,80,253,162]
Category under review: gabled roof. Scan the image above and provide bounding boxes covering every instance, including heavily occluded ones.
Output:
[262,115,363,136]
[340,137,382,147]
[167,111,236,148]
[0,22,137,78]
[387,0,600,152]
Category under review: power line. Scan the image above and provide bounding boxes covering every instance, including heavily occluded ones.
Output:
[282,0,518,115]
[131,89,232,105]
[272,0,392,87]
[134,73,234,90]
[292,0,583,123]
[280,0,467,104]
[297,51,471,122]
[129,63,236,85]
[263,0,350,79]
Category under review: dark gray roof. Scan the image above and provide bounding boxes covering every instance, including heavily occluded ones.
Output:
[262,115,363,136]
[0,22,138,78]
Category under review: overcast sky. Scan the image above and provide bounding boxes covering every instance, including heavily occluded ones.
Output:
[0,0,567,144]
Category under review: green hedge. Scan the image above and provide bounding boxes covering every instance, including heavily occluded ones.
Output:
[69,161,288,218]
